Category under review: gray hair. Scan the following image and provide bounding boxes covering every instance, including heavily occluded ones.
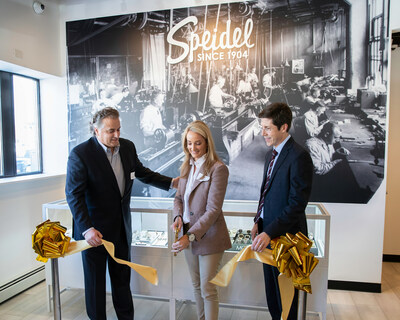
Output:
[90,107,120,135]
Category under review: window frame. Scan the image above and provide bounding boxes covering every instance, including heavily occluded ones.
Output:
[0,70,43,178]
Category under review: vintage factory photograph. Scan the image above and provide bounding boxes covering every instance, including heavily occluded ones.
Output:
[66,0,389,203]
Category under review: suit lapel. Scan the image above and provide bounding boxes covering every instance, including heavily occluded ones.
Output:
[189,165,206,196]
[260,152,272,193]
[119,141,132,198]
[268,138,293,186]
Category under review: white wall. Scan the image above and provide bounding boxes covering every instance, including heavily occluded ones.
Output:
[384,48,400,255]
[0,175,66,285]
[0,0,62,76]
[0,0,68,288]
[384,0,400,255]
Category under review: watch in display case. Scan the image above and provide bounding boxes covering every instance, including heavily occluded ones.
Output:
[229,228,253,251]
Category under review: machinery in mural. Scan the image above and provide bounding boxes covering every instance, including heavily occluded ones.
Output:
[66,0,389,203]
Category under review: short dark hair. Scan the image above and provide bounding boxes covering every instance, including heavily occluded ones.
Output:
[310,87,320,95]
[90,107,119,135]
[150,88,163,103]
[319,122,337,139]
[258,102,292,131]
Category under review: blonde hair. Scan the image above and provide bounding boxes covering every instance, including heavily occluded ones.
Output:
[180,120,220,179]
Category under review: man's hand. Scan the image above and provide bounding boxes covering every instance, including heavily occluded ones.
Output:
[332,159,343,166]
[250,223,258,241]
[84,228,103,247]
[336,147,350,156]
[251,231,271,253]
[172,177,180,189]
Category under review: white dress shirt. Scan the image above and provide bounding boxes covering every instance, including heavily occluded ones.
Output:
[97,138,125,196]
[183,155,206,224]
[140,104,165,137]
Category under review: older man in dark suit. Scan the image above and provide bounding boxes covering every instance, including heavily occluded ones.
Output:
[251,102,313,320]
[66,107,177,320]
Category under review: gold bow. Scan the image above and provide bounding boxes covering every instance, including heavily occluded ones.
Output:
[32,220,158,285]
[32,220,71,262]
[270,232,319,294]
[271,232,319,293]
[210,232,319,320]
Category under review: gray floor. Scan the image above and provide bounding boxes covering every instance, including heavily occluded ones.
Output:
[0,280,325,319]
[3,261,400,320]
[225,135,268,200]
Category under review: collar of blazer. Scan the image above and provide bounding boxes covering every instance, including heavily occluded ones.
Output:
[118,139,134,198]
[181,164,211,197]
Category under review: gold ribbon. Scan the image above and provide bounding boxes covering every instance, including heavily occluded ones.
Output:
[210,246,276,287]
[32,220,158,285]
[210,232,319,320]
[271,232,319,294]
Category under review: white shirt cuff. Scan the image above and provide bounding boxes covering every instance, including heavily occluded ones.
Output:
[82,227,94,237]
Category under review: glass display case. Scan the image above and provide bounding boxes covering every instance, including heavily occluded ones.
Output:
[43,198,330,320]
[130,198,172,249]
[42,199,72,236]
[306,203,329,259]
[222,201,329,260]
[131,211,168,247]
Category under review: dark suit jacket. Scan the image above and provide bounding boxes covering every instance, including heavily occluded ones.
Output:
[260,137,313,239]
[65,136,171,246]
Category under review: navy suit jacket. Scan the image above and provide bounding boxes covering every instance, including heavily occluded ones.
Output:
[65,136,171,246]
[260,137,313,239]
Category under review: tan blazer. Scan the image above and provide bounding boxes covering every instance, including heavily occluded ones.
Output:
[174,161,231,255]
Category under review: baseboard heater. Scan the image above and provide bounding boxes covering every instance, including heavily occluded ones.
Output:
[383,254,400,262]
[0,266,45,303]
[328,280,381,293]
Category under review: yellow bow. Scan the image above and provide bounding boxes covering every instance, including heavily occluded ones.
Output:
[32,220,158,285]
[210,232,319,320]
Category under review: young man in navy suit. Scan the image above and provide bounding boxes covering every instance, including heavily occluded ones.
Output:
[66,107,178,320]
[251,102,313,320]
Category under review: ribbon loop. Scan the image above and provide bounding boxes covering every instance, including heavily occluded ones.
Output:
[271,232,319,294]
[32,220,159,285]
[210,232,319,320]
[32,220,71,262]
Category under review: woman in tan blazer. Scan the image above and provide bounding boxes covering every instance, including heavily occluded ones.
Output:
[171,120,231,320]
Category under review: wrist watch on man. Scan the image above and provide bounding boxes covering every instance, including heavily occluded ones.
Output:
[186,232,196,242]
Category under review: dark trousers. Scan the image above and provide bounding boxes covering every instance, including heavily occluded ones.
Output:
[258,219,299,320]
[81,225,133,320]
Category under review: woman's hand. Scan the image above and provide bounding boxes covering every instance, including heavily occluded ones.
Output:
[171,215,183,232]
[171,234,190,253]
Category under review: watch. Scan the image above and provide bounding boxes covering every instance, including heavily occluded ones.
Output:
[186,232,196,242]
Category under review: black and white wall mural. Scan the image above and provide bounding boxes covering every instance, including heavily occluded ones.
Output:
[66,0,389,203]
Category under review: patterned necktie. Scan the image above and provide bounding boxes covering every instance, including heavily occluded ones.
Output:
[254,149,278,223]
